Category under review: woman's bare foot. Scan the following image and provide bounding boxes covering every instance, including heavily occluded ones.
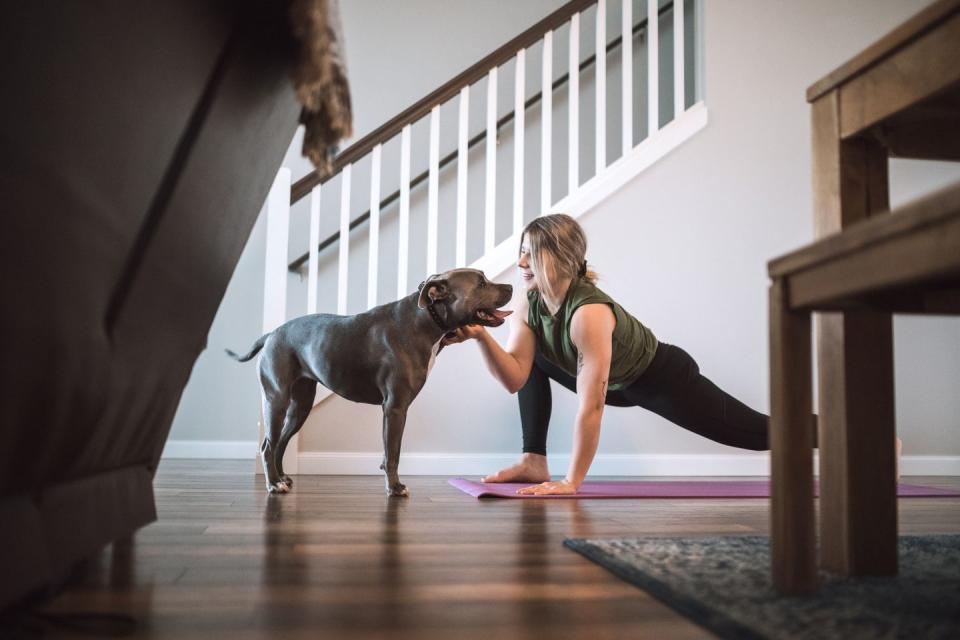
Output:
[482,453,551,483]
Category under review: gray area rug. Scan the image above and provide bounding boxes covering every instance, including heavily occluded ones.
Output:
[564,535,960,640]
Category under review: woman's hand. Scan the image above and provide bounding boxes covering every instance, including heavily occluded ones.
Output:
[441,324,486,346]
[515,478,579,496]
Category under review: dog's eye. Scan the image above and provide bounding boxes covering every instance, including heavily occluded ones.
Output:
[478,280,486,288]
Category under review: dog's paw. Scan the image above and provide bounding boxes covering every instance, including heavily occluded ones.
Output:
[266,480,290,494]
[281,475,293,487]
[387,483,409,497]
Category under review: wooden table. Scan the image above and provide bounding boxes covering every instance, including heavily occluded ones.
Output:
[767,0,960,594]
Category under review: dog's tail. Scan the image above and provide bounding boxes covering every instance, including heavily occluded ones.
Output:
[225,333,271,362]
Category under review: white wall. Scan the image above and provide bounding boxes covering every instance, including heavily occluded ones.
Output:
[165,0,568,447]
[278,0,693,319]
[167,0,960,474]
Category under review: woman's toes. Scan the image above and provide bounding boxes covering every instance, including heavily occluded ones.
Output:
[482,465,521,483]
[481,463,550,483]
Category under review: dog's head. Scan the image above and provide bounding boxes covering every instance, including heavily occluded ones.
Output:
[417,269,513,328]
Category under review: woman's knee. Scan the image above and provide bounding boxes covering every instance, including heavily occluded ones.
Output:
[534,352,577,393]
[519,359,551,396]
[604,389,634,407]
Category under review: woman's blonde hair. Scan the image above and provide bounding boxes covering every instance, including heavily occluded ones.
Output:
[521,213,597,313]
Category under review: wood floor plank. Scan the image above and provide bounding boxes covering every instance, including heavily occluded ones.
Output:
[31,460,960,639]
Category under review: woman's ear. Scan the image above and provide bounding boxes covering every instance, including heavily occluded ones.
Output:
[417,279,449,308]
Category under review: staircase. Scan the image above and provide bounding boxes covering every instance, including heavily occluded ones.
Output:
[260,0,707,472]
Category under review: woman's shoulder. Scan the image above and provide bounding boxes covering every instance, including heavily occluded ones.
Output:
[570,298,616,328]
[569,280,616,329]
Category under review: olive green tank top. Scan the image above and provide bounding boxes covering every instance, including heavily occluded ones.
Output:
[527,278,658,390]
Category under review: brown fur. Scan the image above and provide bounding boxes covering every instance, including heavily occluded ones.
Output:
[289,0,353,172]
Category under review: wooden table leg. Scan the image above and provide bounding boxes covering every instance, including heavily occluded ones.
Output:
[769,279,816,594]
[811,91,898,577]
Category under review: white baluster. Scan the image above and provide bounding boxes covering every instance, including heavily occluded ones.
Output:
[648,0,659,134]
[595,0,606,173]
[337,164,351,315]
[674,0,685,116]
[428,105,440,276]
[622,0,632,155]
[307,184,320,314]
[456,86,469,268]
[541,31,553,213]
[513,49,525,235]
[261,168,294,473]
[568,13,580,194]
[367,144,381,310]
[485,67,498,252]
[398,124,411,298]
[263,168,290,333]
[695,0,704,103]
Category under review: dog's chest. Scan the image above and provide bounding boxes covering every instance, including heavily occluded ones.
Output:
[426,339,441,375]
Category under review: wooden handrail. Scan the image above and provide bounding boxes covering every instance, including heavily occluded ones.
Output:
[288,0,675,273]
[291,0,596,203]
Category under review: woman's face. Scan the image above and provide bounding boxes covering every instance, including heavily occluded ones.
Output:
[517,238,536,291]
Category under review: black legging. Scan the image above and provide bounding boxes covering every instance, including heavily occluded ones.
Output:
[519,342,812,455]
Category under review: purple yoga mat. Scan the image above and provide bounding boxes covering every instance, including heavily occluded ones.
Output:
[447,477,960,499]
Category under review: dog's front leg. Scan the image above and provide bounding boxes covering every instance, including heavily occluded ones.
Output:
[380,402,411,497]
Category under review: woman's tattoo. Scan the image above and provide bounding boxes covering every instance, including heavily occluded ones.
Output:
[597,379,608,411]
[577,353,607,408]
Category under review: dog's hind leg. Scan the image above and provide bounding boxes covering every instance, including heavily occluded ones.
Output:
[260,393,291,494]
[276,378,317,487]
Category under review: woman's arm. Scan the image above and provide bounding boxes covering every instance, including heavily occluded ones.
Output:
[442,291,536,393]
[516,303,615,495]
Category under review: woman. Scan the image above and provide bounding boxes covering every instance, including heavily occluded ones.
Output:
[443,213,809,496]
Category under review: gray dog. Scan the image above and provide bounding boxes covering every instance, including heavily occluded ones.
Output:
[227,268,513,496]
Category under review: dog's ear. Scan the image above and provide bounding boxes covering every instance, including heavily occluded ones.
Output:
[417,279,449,309]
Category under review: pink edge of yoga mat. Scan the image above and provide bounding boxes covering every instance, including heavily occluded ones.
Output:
[447,478,960,499]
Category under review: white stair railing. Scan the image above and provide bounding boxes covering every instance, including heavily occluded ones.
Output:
[260,0,708,430]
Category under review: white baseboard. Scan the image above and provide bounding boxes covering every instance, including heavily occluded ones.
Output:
[297,452,773,476]
[160,443,960,476]
[161,440,258,459]
[901,456,960,476]
[295,451,960,477]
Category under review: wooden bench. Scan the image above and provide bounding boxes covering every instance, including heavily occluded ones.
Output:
[767,0,960,594]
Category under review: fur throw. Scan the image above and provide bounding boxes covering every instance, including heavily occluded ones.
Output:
[289,0,353,174]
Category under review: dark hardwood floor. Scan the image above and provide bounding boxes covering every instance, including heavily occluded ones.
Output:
[30,461,960,639]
